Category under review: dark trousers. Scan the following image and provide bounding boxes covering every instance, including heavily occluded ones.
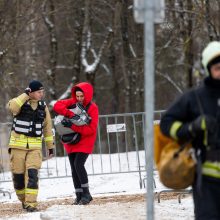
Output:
[193,176,220,220]
[68,152,89,189]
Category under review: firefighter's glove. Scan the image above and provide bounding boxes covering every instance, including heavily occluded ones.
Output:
[25,87,31,95]
[188,115,217,137]
[61,118,73,128]
[48,149,54,157]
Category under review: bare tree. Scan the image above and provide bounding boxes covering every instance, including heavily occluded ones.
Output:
[2,0,220,121]
[81,0,113,86]
[41,0,58,100]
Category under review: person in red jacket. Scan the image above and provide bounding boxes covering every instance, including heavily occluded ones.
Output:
[53,82,99,205]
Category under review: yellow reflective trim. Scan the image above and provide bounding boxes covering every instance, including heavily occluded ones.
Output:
[25,188,38,195]
[28,137,42,140]
[45,136,53,142]
[15,98,23,107]
[9,134,42,148]
[28,137,42,147]
[28,137,42,141]
[202,161,220,178]
[28,142,41,144]
[9,142,42,148]
[28,143,42,146]
[9,144,26,147]
[203,161,220,170]
[201,117,206,130]
[10,139,27,143]
[27,139,42,143]
[9,138,27,146]
[203,130,208,146]
[28,142,42,147]
[25,202,37,208]
[169,121,182,140]
[16,189,25,195]
[202,167,220,178]
[200,117,208,145]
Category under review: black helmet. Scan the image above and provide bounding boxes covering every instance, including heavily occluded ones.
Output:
[61,133,81,144]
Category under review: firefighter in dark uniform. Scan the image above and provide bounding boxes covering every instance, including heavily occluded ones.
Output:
[7,80,54,212]
[160,41,220,220]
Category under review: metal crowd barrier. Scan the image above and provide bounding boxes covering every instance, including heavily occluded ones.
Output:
[0,111,164,189]
[155,189,192,203]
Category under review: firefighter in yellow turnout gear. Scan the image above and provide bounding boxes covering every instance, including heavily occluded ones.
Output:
[7,80,54,212]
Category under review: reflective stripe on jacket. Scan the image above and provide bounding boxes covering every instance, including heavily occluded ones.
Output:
[202,162,220,178]
[9,133,42,149]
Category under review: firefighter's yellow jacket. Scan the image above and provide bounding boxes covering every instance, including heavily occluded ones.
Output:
[7,93,54,150]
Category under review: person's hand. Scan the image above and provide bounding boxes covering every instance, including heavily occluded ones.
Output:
[188,115,217,137]
[25,87,31,95]
[48,149,54,158]
[61,118,73,128]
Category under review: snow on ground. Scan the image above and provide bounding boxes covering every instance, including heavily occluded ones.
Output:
[0,151,194,220]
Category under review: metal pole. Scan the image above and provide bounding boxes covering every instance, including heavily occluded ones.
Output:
[144,0,155,220]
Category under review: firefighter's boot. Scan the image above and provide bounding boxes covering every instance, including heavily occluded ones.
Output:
[25,205,38,212]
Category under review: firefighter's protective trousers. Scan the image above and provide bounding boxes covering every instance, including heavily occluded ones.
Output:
[10,148,42,207]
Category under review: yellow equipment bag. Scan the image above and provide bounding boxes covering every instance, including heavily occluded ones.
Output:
[154,124,196,189]
[154,124,173,166]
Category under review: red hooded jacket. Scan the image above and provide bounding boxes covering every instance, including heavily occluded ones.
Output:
[53,82,99,154]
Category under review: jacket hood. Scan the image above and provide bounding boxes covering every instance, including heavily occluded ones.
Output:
[202,41,220,75]
[71,82,93,105]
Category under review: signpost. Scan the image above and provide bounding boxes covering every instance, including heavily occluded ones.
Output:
[106,124,126,133]
[133,0,165,24]
[133,1,165,220]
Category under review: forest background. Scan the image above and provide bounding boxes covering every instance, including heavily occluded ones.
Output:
[0,0,219,121]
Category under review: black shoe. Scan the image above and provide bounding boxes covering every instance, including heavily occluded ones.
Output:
[79,195,93,205]
[25,206,38,212]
